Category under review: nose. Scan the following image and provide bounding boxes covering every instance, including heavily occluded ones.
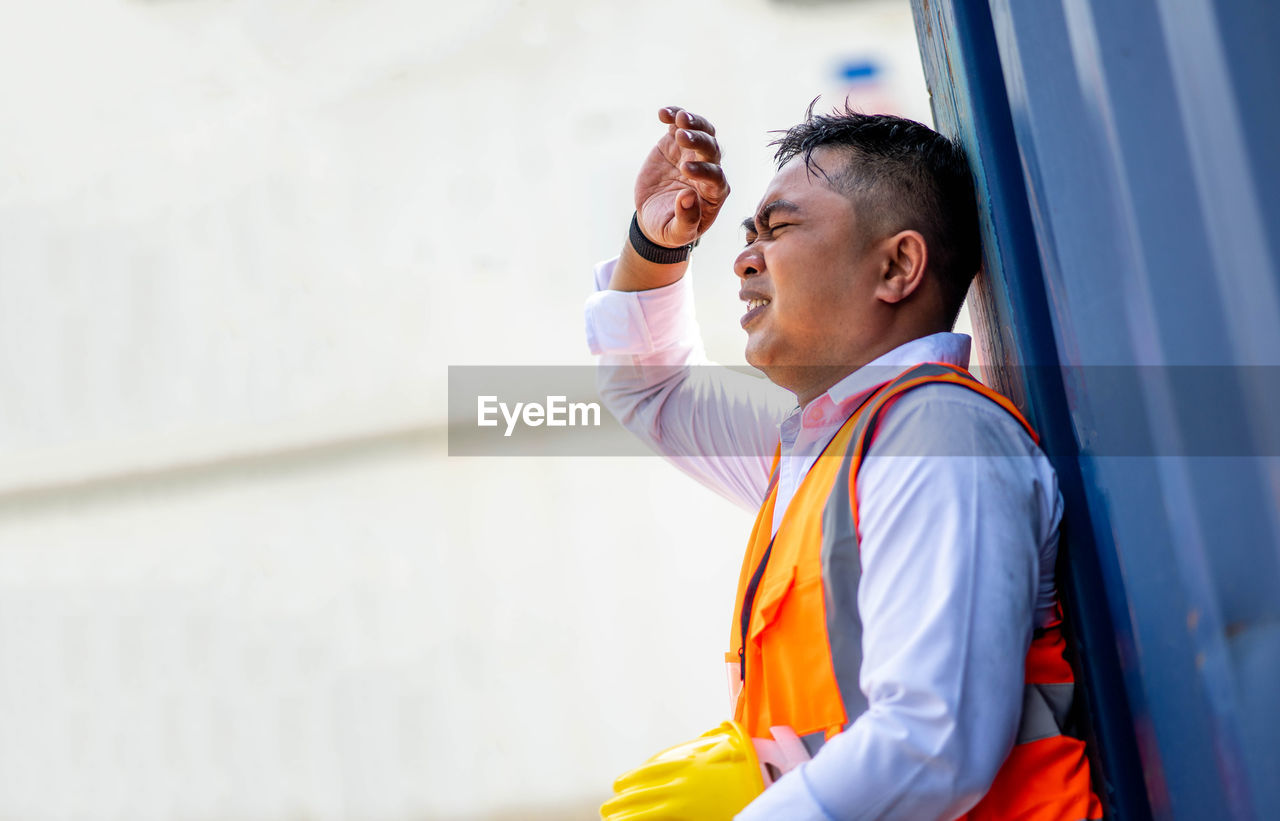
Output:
[734,245,763,280]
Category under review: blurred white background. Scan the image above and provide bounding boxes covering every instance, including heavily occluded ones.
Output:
[0,0,931,818]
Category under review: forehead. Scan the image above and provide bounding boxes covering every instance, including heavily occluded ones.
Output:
[752,149,853,220]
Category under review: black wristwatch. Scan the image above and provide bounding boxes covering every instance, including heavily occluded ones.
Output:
[629,212,698,264]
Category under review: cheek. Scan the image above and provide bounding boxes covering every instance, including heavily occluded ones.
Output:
[787,274,838,315]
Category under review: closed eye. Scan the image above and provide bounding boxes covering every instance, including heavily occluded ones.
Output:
[743,216,795,246]
[743,224,790,245]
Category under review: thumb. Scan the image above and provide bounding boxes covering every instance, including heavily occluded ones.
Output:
[673,189,700,234]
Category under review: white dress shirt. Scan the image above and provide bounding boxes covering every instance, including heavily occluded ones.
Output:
[586,259,1064,821]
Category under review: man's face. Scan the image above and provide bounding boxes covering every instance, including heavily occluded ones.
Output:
[736,149,883,386]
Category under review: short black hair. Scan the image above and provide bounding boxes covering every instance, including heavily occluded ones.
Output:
[770,102,981,326]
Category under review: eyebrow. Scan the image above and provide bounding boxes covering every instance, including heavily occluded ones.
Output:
[742,200,801,233]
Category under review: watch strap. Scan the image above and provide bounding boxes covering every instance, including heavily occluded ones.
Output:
[629,212,696,265]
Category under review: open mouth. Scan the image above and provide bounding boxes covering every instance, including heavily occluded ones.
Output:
[741,297,771,328]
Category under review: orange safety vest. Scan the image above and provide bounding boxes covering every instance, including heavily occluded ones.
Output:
[728,362,1103,821]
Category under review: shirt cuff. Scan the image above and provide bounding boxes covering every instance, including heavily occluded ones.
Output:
[585,257,700,356]
[734,764,836,821]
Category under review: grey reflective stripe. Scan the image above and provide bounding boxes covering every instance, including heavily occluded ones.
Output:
[850,363,962,465]
[804,681,1081,755]
[820,444,868,727]
[817,363,965,735]
[1017,682,1076,743]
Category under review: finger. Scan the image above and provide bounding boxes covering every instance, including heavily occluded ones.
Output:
[681,162,729,203]
[675,129,722,163]
[676,109,716,137]
[658,106,683,125]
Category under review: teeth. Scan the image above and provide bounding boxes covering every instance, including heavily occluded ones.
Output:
[746,298,771,310]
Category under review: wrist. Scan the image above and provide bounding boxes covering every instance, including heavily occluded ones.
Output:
[629,212,698,265]
[609,242,687,291]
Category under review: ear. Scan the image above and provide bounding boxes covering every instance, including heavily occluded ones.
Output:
[874,230,928,305]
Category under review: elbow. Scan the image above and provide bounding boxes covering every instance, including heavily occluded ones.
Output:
[595,365,653,432]
[931,723,1014,817]
[595,361,689,438]
[594,366,634,424]
[950,753,1005,812]
[887,704,1012,817]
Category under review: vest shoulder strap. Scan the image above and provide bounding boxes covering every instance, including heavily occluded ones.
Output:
[843,362,1040,534]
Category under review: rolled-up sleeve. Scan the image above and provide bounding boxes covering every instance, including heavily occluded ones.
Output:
[585,258,701,361]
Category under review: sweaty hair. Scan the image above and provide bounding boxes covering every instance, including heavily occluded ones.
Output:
[770,102,981,327]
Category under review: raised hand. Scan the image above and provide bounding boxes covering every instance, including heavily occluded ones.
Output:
[634,107,730,249]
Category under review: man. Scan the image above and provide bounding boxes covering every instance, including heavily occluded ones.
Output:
[587,105,1102,820]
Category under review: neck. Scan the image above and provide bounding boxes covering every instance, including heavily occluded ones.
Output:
[779,326,951,408]
[790,366,857,408]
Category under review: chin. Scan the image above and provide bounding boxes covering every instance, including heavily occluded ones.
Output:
[745,352,784,386]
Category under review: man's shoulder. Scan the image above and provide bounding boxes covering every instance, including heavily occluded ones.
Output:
[853,378,1064,555]
[865,379,1046,461]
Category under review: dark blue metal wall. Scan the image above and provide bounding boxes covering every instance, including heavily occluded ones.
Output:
[910,1,1280,819]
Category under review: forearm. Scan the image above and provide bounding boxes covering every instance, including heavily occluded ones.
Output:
[598,362,787,511]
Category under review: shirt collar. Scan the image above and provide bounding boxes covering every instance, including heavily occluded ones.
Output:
[796,332,972,429]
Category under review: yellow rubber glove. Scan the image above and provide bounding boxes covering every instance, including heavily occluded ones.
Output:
[600,721,765,821]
